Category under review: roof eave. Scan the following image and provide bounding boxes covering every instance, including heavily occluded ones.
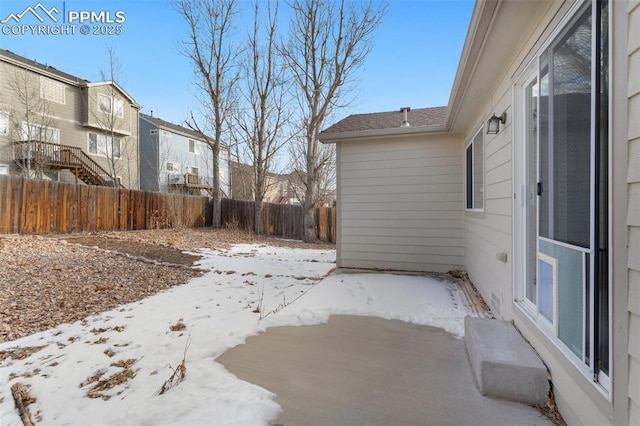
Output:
[86,80,139,107]
[443,0,498,131]
[444,0,548,133]
[139,115,229,148]
[139,115,198,140]
[0,52,85,86]
[319,124,447,143]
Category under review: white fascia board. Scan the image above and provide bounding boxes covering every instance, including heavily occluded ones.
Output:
[319,124,448,143]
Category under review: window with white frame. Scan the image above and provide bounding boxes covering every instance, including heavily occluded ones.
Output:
[98,94,112,114]
[188,139,196,154]
[43,170,59,181]
[465,127,484,210]
[88,132,120,158]
[166,161,179,173]
[187,166,199,175]
[0,111,9,135]
[97,94,124,118]
[22,123,59,143]
[114,98,124,118]
[40,76,65,104]
[112,139,121,158]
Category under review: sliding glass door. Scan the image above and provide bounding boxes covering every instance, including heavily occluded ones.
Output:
[518,0,609,385]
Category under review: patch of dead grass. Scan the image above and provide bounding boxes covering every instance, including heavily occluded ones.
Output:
[0,346,46,362]
[169,320,186,332]
[81,358,139,401]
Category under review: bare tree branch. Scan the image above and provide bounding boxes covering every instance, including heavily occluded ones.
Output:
[6,68,58,179]
[175,0,239,228]
[282,0,386,241]
[85,45,135,188]
[234,0,292,234]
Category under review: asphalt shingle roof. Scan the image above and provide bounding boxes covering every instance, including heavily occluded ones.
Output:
[139,113,209,141]
[321,106,447,134]
[0,48,88,84]
[1,49,139,106]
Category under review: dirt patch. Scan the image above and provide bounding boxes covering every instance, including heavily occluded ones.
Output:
[0,236,202,343]
[0,229,334,344]
[95,228,336,252]
[60,235,201,266]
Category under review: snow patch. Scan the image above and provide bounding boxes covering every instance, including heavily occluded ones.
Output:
[0,243,468,425]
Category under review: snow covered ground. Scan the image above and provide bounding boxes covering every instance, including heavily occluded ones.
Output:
[0,243,469,425]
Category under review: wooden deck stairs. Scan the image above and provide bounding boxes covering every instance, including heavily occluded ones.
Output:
[12,141,123,188]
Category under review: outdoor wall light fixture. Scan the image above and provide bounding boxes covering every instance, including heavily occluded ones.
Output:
[486,112,507,134]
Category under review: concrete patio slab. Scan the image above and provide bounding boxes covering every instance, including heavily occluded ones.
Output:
[216,315,554,426]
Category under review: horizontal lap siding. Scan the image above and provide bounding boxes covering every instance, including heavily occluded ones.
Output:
[464,110,513,318]
[628,1,640,421]
[337,134,463,273]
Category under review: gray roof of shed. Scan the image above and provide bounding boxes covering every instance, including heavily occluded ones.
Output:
[321,106,447,134]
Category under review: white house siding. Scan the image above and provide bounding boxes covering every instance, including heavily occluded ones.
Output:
[463,85,513,320]
[462,2,633,424]
[627,1,640,422]
[337,133,463,273]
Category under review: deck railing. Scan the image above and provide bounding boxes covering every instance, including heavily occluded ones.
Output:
[12,140,122,187]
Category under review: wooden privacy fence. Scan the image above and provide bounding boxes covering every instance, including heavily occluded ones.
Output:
[0,175,336,242]
[0,175,211,234]
[221,198,335,242]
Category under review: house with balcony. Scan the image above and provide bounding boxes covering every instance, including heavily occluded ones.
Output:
[138,112,229,196]
[229,161,309,205]
[320,1,638,424]
[0,49,140,189]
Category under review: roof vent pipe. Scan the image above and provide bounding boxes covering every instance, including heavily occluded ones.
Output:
[400,107,410,127]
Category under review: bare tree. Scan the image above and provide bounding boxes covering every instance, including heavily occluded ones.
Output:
[288,133,336,206]
[234,0,290,234]
[282,0,386,242]
[175,0,239,228]
[6,68,58,179]
[85,46,134,188]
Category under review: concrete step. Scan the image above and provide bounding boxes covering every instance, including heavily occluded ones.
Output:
[464,316,549,405]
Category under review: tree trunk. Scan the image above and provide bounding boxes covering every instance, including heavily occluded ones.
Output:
[255,200,263,235]
[303,205,316,243]
[211,142,222,228]
[302,176,317,242]
[212,197,222,228]
[302,129,319,243]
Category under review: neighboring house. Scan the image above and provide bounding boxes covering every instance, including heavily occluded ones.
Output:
[285,169,336,207]
[320,1,637,425]
[229,161,304,204]
[0,49,140,189]
[138,113,230,197]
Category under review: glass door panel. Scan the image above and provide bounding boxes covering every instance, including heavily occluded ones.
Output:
[524,78,538,305]
[537,6,592,363]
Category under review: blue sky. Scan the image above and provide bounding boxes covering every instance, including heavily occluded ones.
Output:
[0,0,473,127]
